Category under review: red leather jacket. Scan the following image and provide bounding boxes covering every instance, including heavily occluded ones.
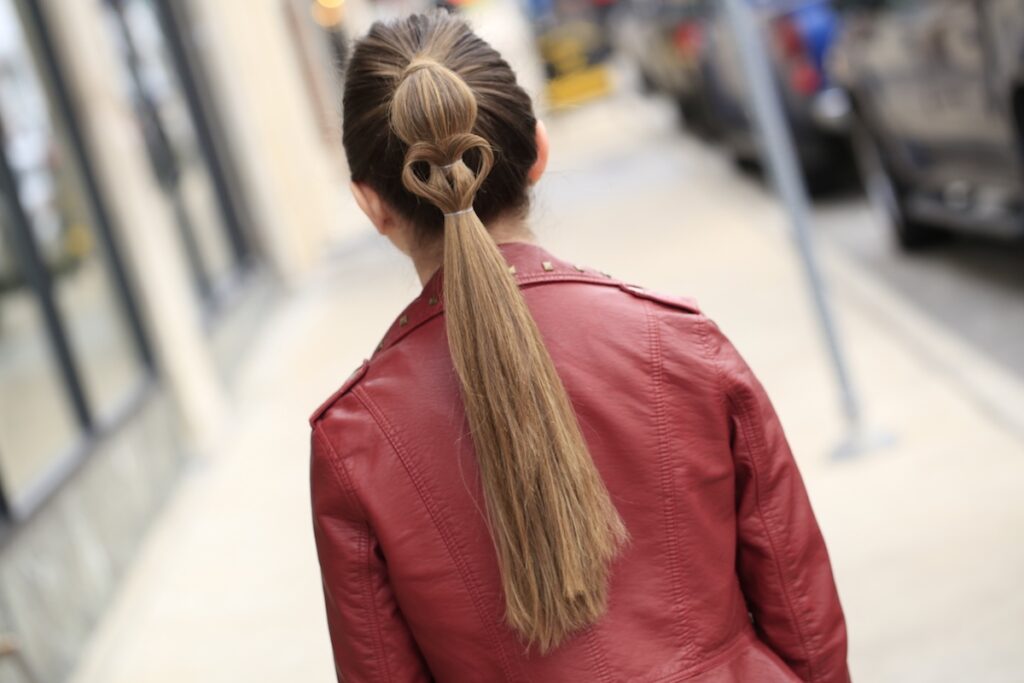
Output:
[310,242,850,683]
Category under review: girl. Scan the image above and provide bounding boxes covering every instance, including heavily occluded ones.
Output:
[310,11,849,682]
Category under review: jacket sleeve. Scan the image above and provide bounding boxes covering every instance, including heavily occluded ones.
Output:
[310,420,433,683]
[706,319,851,683]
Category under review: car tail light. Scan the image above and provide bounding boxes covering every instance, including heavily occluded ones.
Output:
[773,16,822,96]
[672,21,703,60]
[789,61,822,95]
[774,17,805,60]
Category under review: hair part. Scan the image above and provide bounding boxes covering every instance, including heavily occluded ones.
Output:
[343,11,628,652]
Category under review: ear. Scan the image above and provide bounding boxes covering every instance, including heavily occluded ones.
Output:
[350,181,390,235]
[527,119,549,185]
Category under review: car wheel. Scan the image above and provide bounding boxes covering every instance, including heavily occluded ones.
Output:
[638,68,658,95]
[730,151,761,174]
[677,96,716,140]
[851,115,944,251]
[677,96,695,126]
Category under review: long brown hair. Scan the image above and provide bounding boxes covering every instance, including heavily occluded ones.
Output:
[342,12,627,652]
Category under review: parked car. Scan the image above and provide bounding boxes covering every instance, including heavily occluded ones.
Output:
[612,0,718,136]
[830,0,1024,249]
[702,0,850,184]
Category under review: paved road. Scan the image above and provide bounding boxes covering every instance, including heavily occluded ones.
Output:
[813,195,1024,383]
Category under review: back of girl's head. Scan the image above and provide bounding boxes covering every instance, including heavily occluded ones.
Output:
[342,11,627,654]
[342,12,538,234]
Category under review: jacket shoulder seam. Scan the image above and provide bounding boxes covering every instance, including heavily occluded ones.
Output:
[309,360,370,426]
[618,283,701,315]
[698,318,729,416]
[311,422,368,520]
[312,412,400,682]
[726,383,819,679]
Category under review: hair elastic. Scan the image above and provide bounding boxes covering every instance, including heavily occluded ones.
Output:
[441,163,458,171]
[444,207,475,217]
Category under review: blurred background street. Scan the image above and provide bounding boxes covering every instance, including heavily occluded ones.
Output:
[0,0,1021,681]
[816,196,1024,382]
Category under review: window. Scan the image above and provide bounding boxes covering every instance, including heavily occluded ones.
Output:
[0,212,80,502]
[0,0,149,513]
[284,0,347,151]
[104,0,249,311]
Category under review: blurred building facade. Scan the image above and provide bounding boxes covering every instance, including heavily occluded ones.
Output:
[0,0,368,679]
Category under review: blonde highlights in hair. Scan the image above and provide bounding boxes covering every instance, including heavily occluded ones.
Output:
[345,12,627,652]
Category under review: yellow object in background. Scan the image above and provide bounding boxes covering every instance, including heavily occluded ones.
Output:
[66,222,94,259]
[311,0,344,28]
[538,22,612,109]
[547,64,610,109]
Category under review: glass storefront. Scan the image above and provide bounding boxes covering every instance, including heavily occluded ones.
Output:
[0,0,149,512]
[104,0,249,311]
[0,213,80,501]
[0,0,262,517]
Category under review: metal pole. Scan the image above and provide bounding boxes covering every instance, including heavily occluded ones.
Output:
[722,0,865,452]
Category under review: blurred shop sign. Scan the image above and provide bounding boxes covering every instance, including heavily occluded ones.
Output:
[528,0,615,108]
[311,0,345,28]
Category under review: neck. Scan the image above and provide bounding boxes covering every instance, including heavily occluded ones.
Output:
[412,214,536,285]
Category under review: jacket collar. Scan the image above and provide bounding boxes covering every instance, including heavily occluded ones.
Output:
[372,242,617,356]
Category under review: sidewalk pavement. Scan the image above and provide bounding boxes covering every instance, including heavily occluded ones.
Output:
[68,92,1024,683]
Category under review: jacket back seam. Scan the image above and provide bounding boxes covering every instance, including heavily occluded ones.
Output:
[643,301,697,661]
[352,385,519,683]
[580,625,614,683]
[649,624,760,683]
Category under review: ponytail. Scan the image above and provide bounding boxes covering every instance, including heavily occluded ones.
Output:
[391,53,628,652]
